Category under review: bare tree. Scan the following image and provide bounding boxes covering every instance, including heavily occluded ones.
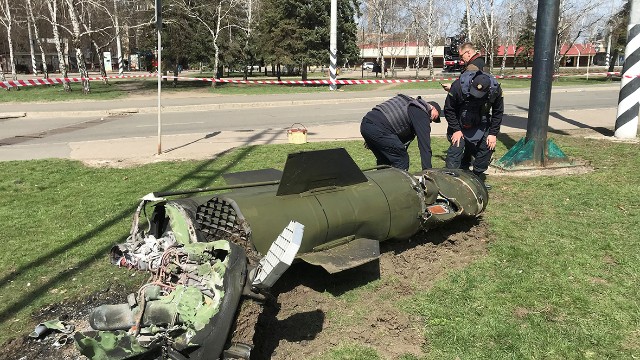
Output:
[498,0,522,76]
[63,0,91,93]
[0,0,17,81]
[174,0,242,84]
[82,7,109,81]
[44,0,71,91]
[26,0,49,78]
[472,0,496,73]
[236,0,259,80]
[112,0,124,74]
[465,0,472,41]
[554,0,605,73]
[365,0,394,78]
[413,0,439,79]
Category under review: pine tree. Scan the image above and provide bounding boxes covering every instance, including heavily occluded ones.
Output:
[516,11,535,69]
[257,0,359,80]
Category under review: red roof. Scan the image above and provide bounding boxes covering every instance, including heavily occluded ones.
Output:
[359,43,599,56]
[558,44,598,55]
[496,44,597,56]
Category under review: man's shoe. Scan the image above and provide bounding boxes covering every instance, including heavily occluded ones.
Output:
[472,171,491,190]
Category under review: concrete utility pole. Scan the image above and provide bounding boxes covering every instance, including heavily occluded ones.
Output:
[614,0,640,139]
[525,0,560,165]
[156,0,162,154]
[329,0,337,91]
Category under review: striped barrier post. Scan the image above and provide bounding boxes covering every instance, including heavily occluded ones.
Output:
[615,0,640,138]
[329,0,338,91]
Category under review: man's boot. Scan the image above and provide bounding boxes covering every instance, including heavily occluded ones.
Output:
[473,171,492,190]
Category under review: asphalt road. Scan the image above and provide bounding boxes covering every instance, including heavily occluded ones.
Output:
[0,86,620,147]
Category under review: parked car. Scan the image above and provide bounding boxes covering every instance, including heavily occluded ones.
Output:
[362,62,375,70]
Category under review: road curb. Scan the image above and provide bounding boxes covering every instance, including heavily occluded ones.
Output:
[0,112,26,120]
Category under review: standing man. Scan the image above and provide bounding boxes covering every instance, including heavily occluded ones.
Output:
[444,71,503,183]
[361,94,441,171]
[458,42,485,73]
[442,42,485,92]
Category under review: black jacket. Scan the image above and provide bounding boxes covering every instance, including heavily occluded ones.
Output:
[444,79,504,136]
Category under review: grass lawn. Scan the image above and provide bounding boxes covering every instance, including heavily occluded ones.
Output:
[1,133,639,359]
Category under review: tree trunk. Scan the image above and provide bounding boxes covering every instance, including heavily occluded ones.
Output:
[465,0,472,41]
[92,41,108,83]
[27,0,48,78]
[173,60,179,88]
[27,16,38,76]
[500,46,507,76]
[427,0,434,79]
[608,49,618,73]
[0,62,6,85]
[64,0,90,93]
[414,31,420,78]
[301,60,307,81]
[83,14,108,84]
[46,0,71,91]
[209,2,223,87]
[2,0,16,81]
[113,0,124,75]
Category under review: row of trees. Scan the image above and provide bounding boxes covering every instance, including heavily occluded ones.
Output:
[0,0,630,91]
[0,0,361,92]
[361,0,628,78]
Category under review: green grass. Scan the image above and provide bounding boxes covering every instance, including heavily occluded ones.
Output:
[1,133,639,358]
[403,135,640,359]
[0,81,128,102]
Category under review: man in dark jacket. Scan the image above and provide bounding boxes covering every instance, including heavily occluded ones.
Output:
[459,42,485,73]
[444,71,503,180]
[361,94,441,171]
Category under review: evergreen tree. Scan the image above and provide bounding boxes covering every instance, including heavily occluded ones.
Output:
[516,11,535,69]
[257,0,359,80]
[607,0,630,71]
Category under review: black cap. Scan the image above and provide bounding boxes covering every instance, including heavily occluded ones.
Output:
[470,73,491,98]
[427,101,441,123]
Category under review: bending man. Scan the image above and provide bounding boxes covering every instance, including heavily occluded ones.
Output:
[361,94,441,171]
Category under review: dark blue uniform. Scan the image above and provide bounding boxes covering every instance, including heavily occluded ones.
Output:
[360,95,438,171]
[444,74,503,174]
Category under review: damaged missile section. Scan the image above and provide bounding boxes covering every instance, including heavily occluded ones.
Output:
[76,148,487,360]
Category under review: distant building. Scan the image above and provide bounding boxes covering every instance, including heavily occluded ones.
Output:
[359,41,610,70]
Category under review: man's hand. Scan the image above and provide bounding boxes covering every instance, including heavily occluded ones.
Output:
[441,83,451,92]
[451,131,464,147]
[486,134,497,150]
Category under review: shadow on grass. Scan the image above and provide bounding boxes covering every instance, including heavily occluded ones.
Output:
[0,129,283,327]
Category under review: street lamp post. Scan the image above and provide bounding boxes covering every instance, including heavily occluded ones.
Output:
[156,0,162,155]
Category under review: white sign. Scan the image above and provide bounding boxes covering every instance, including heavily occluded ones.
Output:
[103,52,112,72]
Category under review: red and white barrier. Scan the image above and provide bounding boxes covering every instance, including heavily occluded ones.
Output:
[0,71,634,89]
